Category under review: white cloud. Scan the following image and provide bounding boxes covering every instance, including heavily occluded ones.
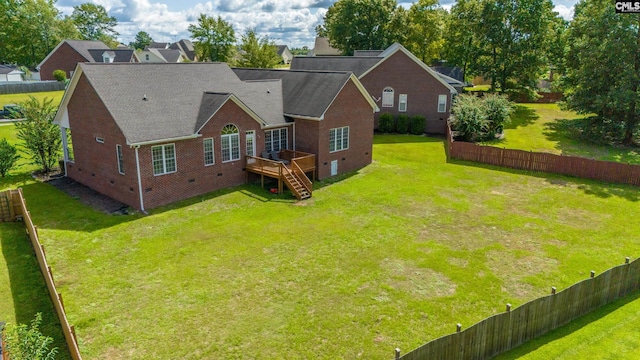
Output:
[554,4,575,20]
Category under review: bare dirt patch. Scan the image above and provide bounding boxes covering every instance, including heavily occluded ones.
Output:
[383,259,457,298]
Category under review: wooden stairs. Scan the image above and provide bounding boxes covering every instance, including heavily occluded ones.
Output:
[282,166,312,200]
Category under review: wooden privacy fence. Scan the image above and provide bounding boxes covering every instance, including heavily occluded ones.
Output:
[0,189,82,360]
[395,257,640,360]
[446,125,640,187]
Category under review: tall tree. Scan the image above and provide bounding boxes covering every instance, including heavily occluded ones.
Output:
[0,0,80,68]
[406,0,447,64]
[562,0,640,145]
[319,0,407,55]
[188,14,235,62]
[443,0,483,82]
[14,96,61,175]
[235,28,280,68]
[71,3,118,43]
[129,31,153,50]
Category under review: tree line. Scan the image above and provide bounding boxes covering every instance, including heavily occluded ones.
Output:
[321,0,638,146]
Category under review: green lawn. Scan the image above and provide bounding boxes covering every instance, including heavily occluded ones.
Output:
[488,103,640,164]
[496,292,640,359]
[2,134,637,359]
[0,90,64,108]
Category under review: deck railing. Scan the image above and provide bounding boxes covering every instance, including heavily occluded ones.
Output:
[292,161,312,194]
[245,155,285,177]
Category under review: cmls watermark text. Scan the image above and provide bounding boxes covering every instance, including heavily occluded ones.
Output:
[615,1,640,12]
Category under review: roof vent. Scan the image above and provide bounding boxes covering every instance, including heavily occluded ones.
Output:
[267,89,270,94]
[143,94,147,101]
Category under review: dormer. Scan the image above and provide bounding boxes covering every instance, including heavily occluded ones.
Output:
[102,51,115,63]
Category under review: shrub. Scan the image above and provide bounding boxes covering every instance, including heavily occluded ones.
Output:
[378,113,395,133]
[14,96,61,174]
[483,94,513,135]
[409,116,425,135]
[52,69,67,82]
[450,94,489,142]
[396,114,410,134]
[0,138,20,177]
[4,313,58,360]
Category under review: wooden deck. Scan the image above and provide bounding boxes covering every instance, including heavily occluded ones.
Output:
[245,150,315,199]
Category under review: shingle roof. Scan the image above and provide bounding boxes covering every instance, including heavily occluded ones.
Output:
[87,49,135,63]
[74,63,284,144]
[276,45,288,56]
[290,56,382,77]
[156,49,183,63]
[170,40,196,61]
[311,37,341,56]
[232,68,355,119]
[64,40,109,61]
[146,42,169,49]
[353,50,383,57]
[0,65,22,75]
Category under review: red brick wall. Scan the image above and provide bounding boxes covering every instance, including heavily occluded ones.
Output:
[360,51,452,134]
[315,80,374,179]
[65,77,277,210]
[40,43,88,81]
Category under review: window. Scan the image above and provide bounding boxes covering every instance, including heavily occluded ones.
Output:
[221,124,240,162]
[246,130,256,156]
[152,144,176,175]
[382,87,394,107]
[264,128,288,152]
[329,126,349,152]
[96,137,104,143]
[438,94,447,113]
[116,145,124,174]
[145,54,150,61]
[203,138,214,166]
[398,94,407,112]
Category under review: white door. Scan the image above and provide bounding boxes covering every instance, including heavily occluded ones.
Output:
[330,160,338,176]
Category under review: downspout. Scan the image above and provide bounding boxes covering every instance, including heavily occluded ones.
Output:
[134,146,146,213]
[60,127,68,176]
[292,122,296,151]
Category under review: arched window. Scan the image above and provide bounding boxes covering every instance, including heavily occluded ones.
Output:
[382,87,394,107]
[221,124,240,162]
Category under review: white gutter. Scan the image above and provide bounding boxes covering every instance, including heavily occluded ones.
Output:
[60,127,68,175]
[292,122,296,151]
[128,134,200,147]
[134,146,145,212]
[284,113,323,121]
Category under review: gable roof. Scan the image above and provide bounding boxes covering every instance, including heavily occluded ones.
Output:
[291,43,456,94]
[169,39,196,61]
[156,49,183,63]
[291,56,382,77]
[232,68,377,120]
[311,37,341,56]
[56,63,285,145]
[146,42,169,49]
[0,65,23,75]
[87,49,136,63]
[37,40,109,70]
[276,45,289,56]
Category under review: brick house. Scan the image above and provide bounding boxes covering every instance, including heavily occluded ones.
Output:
[37,40,137,81]
[291,43,458,134]
[54,63,376,210]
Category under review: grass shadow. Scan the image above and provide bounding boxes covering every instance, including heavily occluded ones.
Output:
[504,105,538,129]
[0,223,72,359]
[447,158,640,202]
[495,291,640,359]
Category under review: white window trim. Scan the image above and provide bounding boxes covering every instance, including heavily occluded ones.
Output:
[203,138,215,166]
[96,137,104,143]
[152,143,177,176]
[329,126,349,153]
[438,94,447,113]
[264,128,288,153]
[246,130,256,157]
[382,87,394,108]
[116,144,124,175]
[221,125,241,163]
[398,94,407,112]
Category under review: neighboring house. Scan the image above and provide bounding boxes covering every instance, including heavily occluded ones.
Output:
[37,40,136,80]
[169,39,197,61]
[136,48,187,63]
[309,37,342,56]
[54,62,376,210]
[276,45,293,64]
[291,43,457,134]
[0,65,24,82]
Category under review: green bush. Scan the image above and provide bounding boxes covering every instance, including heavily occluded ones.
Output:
[4,313,57,360]
[396,114,409,134]
[409,116,425,135]
[52,69,67,82]
[450,94,489,142]
[483,94,513,135]
[0,138,20,177]
[378,113,395,133]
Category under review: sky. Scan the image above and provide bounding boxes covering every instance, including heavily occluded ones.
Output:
[54,0,579,49]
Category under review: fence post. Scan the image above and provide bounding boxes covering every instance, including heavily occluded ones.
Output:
[456,323,462,332]
[590,271,595,278]
[625,257,630,264]
[394,348,401,360]
[506,303,511,312]
[551,287,556,295]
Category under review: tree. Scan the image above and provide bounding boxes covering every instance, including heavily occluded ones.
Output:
[319,0,408,55]
[71,3,118,42]
[406,0,447,64]
[4,313,57,360]
[562,0,639,145]
[14,96,61,175]
[443,0,557,92]
[129,31,153,50]
[0,0,81,68]
[188,14,235,62]
[0,138,20,177]
[235,29,281,69]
